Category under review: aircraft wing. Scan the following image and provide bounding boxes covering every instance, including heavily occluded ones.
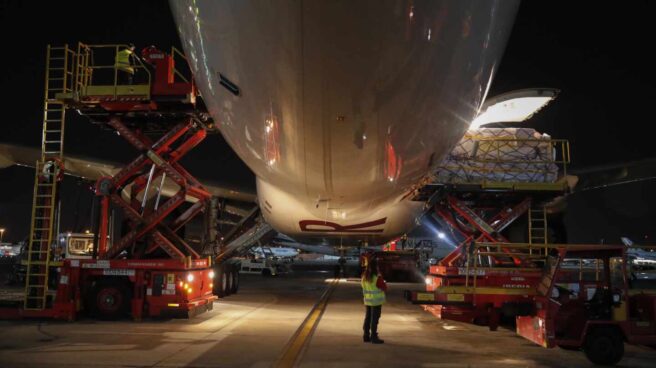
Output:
[568,157,656,193]
[0,143,257,203]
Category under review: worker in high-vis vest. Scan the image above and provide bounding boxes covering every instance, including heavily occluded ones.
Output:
[361,255,387,344]
[115,44,136,84]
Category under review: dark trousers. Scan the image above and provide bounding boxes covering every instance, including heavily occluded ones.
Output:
[118,71,134,85]
[363,305,381,336]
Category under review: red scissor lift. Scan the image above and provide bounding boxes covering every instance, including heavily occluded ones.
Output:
[0,43,217,320]
[409,192,552,329]
[407,159,571,329]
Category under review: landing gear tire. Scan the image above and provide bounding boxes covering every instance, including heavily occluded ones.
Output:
[230,269,239,294]
[583,328,624,366]
[93,282,129,320]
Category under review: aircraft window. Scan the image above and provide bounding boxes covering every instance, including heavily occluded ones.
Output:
[218,73,240,96]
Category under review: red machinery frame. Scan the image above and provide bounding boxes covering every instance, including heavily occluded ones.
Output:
[0,44,218,321]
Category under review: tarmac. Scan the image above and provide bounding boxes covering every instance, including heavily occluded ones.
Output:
[1,270,655,367]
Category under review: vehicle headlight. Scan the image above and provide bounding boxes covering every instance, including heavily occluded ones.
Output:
[208,270,215,279]
[187,274,194,282]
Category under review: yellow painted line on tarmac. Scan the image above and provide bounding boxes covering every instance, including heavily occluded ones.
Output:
[275,279,338,368]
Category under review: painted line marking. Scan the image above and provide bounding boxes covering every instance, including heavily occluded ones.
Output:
[275,279,338,368]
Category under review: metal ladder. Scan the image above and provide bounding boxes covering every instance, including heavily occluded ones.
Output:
[528,205,548,256]
[23,45,74,310]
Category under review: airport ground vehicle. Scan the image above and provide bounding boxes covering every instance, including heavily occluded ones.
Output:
[375,250,422,282]
[516,245,656,365]
[240,256,290,277]
[0,44,220,320]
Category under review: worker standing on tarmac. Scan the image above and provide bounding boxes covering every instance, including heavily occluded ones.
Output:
[115,43,136,84]
[361,255,387,344]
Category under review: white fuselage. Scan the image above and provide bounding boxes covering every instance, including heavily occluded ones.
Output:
[171,0,519,245]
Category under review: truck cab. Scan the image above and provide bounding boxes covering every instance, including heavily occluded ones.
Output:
[517,245,656,366]
[52,232,95,261]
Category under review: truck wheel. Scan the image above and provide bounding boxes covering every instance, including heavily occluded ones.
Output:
[583,327,624,366]
[262,268,272,277]
[230,269,239,294]
[214,267,227,297]
[94,282,129,320]
[225,268,233,296]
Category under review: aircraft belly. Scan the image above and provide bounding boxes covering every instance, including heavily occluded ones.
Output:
[171,0,519,241]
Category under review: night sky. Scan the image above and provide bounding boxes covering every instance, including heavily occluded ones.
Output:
[0,1,654,244]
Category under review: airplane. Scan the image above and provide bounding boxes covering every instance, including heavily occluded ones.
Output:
[167,0,524,246]
[2,1,560,250]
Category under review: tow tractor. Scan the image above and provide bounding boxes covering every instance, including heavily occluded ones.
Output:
[516,244,656,365]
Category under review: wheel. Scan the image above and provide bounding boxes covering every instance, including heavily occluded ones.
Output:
[262,268,272,277]
[225,268,233,296]
[230,269,239,294]
[214,266,228,297]
[93,282,129,320]
[583,327,624,366]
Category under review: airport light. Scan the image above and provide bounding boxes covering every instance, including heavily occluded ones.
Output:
[469,88,559,130]
[0,228,5,243]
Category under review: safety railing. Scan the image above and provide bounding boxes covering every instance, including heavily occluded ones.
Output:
[73,43,151,100]
[460,242,656,292]
[171,46,191,83]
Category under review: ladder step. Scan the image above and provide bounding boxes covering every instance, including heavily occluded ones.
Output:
[43,140,62,144]
[26,285,46,288]
[45,130,62,133]
[27,274,48,277]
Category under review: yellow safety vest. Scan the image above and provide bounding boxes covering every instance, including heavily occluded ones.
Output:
[361,275,386,306]
[115,49,134,74]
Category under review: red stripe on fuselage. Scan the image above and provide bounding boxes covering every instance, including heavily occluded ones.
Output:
[299,218,387,233]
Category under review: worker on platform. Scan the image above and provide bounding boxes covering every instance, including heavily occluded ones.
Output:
[361,255,387,344]
[115,43,136,85]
